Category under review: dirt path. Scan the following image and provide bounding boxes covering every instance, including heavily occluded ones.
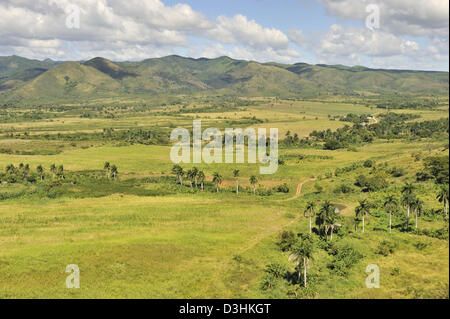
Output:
[237,177,317,256]
[277,177,316,202]
[372,115,378,124]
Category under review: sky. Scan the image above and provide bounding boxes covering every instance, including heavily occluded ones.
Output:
[0,0,448,71]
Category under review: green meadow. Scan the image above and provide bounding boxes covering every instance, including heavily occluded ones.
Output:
[0,98,448,299]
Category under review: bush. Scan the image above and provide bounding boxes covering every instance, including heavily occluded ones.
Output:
[327,244,363,276]
[376,240,396,256]
[355,174,388,192]
[314,183,323,193]
[264,263,288,279]
[260,273,278,291]
[334,183,354,194]
[364,160,374,168]
[278,230,297,252]
[275,183,290,193]
[390,267,400,276]
[389,167,406,177]
[414,242,429,251]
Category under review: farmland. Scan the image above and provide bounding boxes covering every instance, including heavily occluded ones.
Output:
[0,95,448,299]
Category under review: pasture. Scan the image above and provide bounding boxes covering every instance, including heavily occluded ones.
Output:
[0,98,448,298]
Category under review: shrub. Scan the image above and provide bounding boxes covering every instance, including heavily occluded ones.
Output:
[390,267,400,276]
[334,183,354,194]
[264,263,288,279]
[376,240,396,256]
[314,183,323,193]
[364,160,374,168]
[278,230,297,252]
[355,174,388,192]
[260,273,278,290]
[414,242,429,251]
[389,167,406,177]
[327,244,363,276]
[275,183,290,193]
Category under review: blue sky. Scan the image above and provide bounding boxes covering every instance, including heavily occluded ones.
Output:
[0,0,448,70]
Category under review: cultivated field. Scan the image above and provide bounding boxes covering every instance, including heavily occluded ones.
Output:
[0,98,448,299]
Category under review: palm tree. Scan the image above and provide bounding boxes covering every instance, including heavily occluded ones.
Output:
[111,165,118,180]
[187,169,196,188]
[212,172,222,192]
[192,167,199,188]
[6,164,15,175]
[56,165,64,179]
[437,186,449,219]
[50,164,56,178]
[384,195,398,234]
[37,165,45,181]
[197,171,205,190]
[250,175,258,195]
[171,165,184,185]
[401,183,416,219]
[23,164,30,178]
[304,201,316,234]
[411,197,424,230]
[233,169,240,195]
[401,193,416,230]
[289,235,314,287]
[355,199,371,233]
[104,162,111,179]
[328,210,341,241]
[316,201,339,240]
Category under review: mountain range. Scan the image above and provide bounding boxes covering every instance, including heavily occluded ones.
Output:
[0,55,448,104]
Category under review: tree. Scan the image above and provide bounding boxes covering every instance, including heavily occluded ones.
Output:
[104,162,111,179]
[5,164,15,175]
[171,165,184,185]
[401,183,416,219]
[37,165,45,181]
[289,235,314,287]
[316,201,340,240]
[187,169,196,188]
[212,172,222,192]
[111,165,118,180]
[50,164,57,178]
[192,167,199,188]
[197,171,205,190]
[355,199,371,233]
[411,197,424,230]
[56,165,64,179]
[233,169,240,195]
[401,192,416,230]
[437,185,449,219]
[22,164,30,179]
[383,195,398,234]
[304,201,316,234]
[250,175,258,195]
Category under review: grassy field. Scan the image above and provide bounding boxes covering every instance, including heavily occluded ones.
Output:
[0,98,448,299]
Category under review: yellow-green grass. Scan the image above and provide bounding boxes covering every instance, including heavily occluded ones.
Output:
[0,99,448,299]
[0,193,296,298]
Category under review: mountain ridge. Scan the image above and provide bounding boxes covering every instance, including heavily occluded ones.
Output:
[0,55,448,104]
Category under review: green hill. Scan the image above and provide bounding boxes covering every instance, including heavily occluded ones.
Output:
[0,55,58,91]
[0,55,448,104]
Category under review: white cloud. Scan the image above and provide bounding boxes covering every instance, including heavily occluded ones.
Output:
[317,0,449,37]
[313,23,449,70]
[0,0,297,62]
[208,14,289,49]
[287,29,307,46]
[0,0,447,70]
